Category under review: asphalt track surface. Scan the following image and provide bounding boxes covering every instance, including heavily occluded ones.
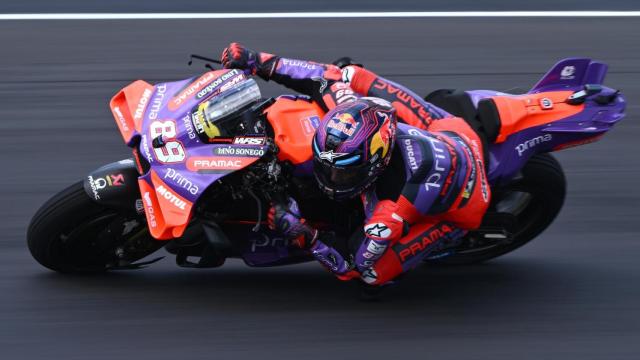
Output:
[1,15,639,360]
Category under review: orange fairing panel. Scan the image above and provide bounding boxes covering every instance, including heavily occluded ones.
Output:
[139,170,194,240]
[109,80,155,144]
[492,91,584,143]
[266,97,325,164]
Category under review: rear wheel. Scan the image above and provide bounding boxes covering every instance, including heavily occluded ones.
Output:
[430,153,566,265]
[27,181,161,273]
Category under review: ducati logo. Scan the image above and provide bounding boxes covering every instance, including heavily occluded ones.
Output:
[319,150,348,163]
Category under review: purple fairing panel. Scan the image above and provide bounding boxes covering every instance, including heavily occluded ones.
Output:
[226,226,311,267]
[136,69,267,203]
[530,58,608,93]
[465,86,626,185]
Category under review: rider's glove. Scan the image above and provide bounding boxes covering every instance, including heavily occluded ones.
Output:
[309,238,355,275]
[221,42,277,80]
[268,198,318,249]
[355,200,407,274]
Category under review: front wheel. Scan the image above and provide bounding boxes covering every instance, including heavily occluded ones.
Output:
[27,181,161,273]
[430,153,566,265]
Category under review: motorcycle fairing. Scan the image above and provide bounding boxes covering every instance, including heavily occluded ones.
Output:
[266,96,325,165]
[109,80,155,145]
[529,58,608,93]
[112,70,268,240]
[490,90,584,143]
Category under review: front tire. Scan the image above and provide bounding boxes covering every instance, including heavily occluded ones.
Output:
[27,181,157,273]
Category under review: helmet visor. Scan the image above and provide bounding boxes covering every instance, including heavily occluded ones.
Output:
[313,157,372,192]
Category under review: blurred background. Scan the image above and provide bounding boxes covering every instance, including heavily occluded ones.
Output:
[1,1,639,359]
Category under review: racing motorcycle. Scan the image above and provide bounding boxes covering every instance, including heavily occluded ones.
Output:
[28,56,625,275]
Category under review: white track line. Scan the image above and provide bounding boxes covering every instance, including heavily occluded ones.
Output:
[1,11,640,20]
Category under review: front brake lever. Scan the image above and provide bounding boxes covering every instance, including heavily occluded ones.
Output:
[188,54,223,69]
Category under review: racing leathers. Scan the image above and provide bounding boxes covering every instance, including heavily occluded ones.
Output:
[222,43,491,285]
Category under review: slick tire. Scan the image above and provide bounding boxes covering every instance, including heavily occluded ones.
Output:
[432,153,566,265]
[28,181,131,273]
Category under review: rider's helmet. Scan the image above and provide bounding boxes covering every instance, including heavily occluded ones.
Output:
[312,97,397,200]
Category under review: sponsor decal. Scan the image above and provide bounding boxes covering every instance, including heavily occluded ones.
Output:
[330,82,357,104]
[311,250,341,273]
[134,88,153,120]
[213,146,265,157]
[155,185,186,210]
[148,84,167,120]
[217,72,245,93]
[195,69,244,100]
[373,80,433,120]
[186,156,258,171]
[403,139,419,171]
[149,120,186,163]
[168,72,217,111]
[282,58,318,70]
[477,159,489,202]
[113,106,129,132]
[515,134,552,156]
[87,173,125,199]
[87,176,101,200]
[192,114,204,134]
[366,239,388,254]
[164,168,199,195]
[396,223,455,263]
[327,112,358,137]
[250,234,290,252]
[318,150,348,163]
[135,198,144,214]
[233,137,266,145]
[142,191,157,228]
[362,252,374,259]
[560,65,576,79]
[540,97,553,109]
[364,223,392,239]
[424,136,447,191]
[140,134,154,163]
[300,115,320,136]
[181,114,197,140]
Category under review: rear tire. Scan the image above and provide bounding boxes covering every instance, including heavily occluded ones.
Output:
[432,153,566,265]
[27,181,154,273]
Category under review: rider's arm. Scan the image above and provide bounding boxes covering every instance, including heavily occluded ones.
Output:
[342,66,452,129]
[268,198,354,275]
[221,42,354,111]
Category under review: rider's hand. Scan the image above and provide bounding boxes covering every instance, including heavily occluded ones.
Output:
[309,239,355,276]
[268,198,317,248]
[220,42,277,80]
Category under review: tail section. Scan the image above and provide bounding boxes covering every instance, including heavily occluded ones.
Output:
[529,58,608,93]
